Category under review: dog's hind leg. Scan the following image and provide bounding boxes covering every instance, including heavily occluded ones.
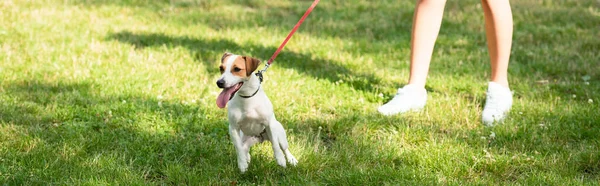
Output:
[266,121,287,167]
[270,119,298,166]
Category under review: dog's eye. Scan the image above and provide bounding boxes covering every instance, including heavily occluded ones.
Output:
[233,67,242,72]
[219,66,224,73]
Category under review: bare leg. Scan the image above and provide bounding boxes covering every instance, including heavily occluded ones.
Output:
[377,0,446,115]
[480,0,514,125]
[482,0,513,88]
[407,0,447,88]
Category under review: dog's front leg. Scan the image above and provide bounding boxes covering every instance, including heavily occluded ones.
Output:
[229,126,248,172]
[241,132,261,164]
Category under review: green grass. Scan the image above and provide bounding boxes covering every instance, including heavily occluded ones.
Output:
[1,0,599,184]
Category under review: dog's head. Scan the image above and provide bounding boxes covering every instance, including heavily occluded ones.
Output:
[216,52,261,108]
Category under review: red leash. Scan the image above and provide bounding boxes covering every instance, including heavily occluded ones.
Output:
[258,0,320,76]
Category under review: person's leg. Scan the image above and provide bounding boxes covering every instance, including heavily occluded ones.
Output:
[482,0,512,88]
[481,0,513,125]
[378,0,446,115]
[407,0,447,88]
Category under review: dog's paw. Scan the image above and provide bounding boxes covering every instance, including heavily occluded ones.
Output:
[287,156,298,166]
[238,162,248,173]
[284,149,298,166]
[246,153,251,163]
[275,153,287,167]
[276,158,287,167]
[238,157,249,173]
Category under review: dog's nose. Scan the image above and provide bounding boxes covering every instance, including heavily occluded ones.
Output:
[216,79,225,88]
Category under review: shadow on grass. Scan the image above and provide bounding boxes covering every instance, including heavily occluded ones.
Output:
[106,31,390,94]
[75,0,600,78]
[72,0,415,46]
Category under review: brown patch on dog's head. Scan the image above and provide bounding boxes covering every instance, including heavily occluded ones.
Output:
[230,57,247,77]
[242,56,261,76]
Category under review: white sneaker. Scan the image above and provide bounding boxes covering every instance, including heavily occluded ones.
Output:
[378,84,427,116]
[482,82,513,126]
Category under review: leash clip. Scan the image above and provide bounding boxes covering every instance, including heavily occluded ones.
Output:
[255,71,264,83]
[255,63,270,83]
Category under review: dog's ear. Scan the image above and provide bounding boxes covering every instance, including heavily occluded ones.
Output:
[221,52,232,63]
[243,56,261,76]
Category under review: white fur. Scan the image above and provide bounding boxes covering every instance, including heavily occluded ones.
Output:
[218,55,298,173]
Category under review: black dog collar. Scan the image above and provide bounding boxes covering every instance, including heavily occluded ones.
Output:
[239,85,260,99]
[239,72,263,99]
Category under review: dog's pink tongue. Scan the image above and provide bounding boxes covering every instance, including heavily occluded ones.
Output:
[216,87,235,108]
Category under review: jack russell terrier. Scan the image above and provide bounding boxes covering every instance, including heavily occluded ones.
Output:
[216,52,297,172]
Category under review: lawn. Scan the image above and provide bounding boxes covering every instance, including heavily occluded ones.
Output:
[0,0,599,185]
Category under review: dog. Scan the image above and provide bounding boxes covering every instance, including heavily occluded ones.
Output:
[216,52,298,172]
